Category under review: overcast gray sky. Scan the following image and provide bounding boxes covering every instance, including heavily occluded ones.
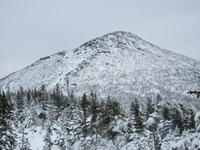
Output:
[1,0,200,79]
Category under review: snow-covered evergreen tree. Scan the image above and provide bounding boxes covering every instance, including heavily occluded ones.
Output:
[0,92,16,150]
[131,99,144,134]
[18,124,31,150]
[146,97,155,119]
[43,123,53,150]
[80,93,89,139]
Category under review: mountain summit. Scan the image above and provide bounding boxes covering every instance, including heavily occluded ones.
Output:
[1,31,200,103]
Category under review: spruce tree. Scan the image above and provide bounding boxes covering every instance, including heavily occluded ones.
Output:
[156,94,162,106]
[16,89,24,123]
[0,92,16,150]
[179,104,195,130]
[51,84,65,119]
[128,99,144,134]
[171,108,184,135]
[99,96,121,133]
[18,124,31,150]
[162,105,170,121]
[38,84,48,110]
[188,109,196,129]
[80,93,89,138]
[145,113,162,150]
[43,123,53,150]
[51,84,64,108]
[127,101,136,134]
[90,91,99,135]
[146,97,155,119]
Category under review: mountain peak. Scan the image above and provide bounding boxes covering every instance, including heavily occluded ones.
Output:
[0,31,200,104]
[78,31,144,52]
[103,31,141,40]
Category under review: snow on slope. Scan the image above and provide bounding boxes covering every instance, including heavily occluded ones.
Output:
[0,31,200,103]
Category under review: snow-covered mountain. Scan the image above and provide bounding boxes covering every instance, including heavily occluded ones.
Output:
[1,31,200,102]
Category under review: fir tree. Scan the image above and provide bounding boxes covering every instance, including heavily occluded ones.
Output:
[188,109,196,129]
[18,124,31,150]
[179,104,196,130]
[171,108,184,135]
[127,102,136,134]
[145,113,162,150]
[38,84,49,110]
[51,84,63,108]
[128,99,144,134]
[26,89,31,104]
[59,103,82,139]
[0,92,16,150]
[99,96,121,134]
[162,105,170,121]
[156,94,163,106]
[16,89,24,124]
[146,97,155,119]
[50,84,65,119]
[43,123,53,150]
[89,91,99,135]
[80,93,89,138]
[69,91,76,105]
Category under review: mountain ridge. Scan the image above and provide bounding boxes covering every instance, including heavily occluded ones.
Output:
[1,31,200,104]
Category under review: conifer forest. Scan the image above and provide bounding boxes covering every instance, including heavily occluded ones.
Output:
[1,84,200,150]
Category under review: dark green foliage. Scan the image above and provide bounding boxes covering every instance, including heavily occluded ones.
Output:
[156,94,163,106]
[50,84,68,119]
[188,90,200,98]
[51,84,66,110]
[89,91,99,135]
[90,92,98,124]
[80,93,89,138]
[38,84,49,110]
[80,93,89,117]
[99,96,121,131]
[127,101,136,134]
[179,104,196,130]
[187,109,196,129]
[127,103,135,134]
[162,106,170,121]
[106,96,121,116]
[43,123,53,150]
[69,91,76,105]
[16,89,24,111]
[60,104,82,137]
[0,92,16,150]
[146,97,155,119]
[171,108,184,135]
[1,84,199,149]
[26,89,31,106]
[128,99,144,134]
[158,102,170,121]
[15,89,26,125]
[18,124,31,150]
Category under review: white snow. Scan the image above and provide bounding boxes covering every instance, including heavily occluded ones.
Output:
[27,127,45,150]
[1,31,199,108]
[145,117,155,128]
[2,31,200,150]
[0,31,200,108]
[72,140,81,150]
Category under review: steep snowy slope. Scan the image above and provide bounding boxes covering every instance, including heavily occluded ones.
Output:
[1,31,200,103]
